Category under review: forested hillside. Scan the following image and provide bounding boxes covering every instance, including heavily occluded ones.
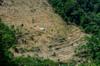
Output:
[0,0,100,66]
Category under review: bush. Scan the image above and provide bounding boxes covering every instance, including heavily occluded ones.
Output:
[0,20,16,66]
[12,57,59,66]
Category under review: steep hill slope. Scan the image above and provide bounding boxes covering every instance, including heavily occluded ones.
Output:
[0,0,86,62]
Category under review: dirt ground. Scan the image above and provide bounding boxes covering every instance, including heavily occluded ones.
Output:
[0,0,86,62]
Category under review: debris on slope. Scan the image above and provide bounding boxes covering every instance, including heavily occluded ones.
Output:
[0,0,86,62]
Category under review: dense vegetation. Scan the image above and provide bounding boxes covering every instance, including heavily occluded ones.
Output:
[48,0,100,66]
[0,19,17,66]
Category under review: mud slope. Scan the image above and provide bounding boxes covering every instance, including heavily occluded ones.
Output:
[0,0,85,62]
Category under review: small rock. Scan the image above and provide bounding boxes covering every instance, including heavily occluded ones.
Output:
[39,27,45,31]
[14,48,19,53]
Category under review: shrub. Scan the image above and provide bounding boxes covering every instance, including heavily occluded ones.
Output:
[0,21,16,49]
[12,57,59,66]
[0,20,16,66]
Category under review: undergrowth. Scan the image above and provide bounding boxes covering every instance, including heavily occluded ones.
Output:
[0,19,16,66]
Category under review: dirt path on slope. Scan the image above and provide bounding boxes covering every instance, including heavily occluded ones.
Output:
[0,0,86,62]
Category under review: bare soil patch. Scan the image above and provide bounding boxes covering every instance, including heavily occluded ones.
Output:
[0,0,86,62]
